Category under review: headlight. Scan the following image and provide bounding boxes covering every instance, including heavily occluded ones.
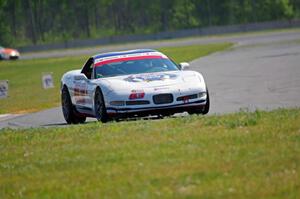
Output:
[10,51,19,56]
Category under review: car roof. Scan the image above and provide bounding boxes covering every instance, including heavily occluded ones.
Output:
[92,49,159,60]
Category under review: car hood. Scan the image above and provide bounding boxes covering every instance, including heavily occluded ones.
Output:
[3,48,19,54]
[96,71,203,91]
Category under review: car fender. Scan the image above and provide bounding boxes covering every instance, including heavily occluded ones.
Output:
[90,79,114,112]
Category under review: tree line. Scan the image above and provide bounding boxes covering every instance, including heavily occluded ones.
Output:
[0,0,299,47]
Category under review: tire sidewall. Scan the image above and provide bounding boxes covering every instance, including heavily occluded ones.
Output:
[202,89,210,114]
[94,88,108,122]
[61,87,73,124]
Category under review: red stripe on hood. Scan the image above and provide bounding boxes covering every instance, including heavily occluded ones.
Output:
[95,55,165,67]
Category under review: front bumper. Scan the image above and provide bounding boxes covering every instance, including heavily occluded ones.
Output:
[106,99,206,118]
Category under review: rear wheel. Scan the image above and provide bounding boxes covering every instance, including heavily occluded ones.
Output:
[61,86,86,124]
[94,88,108,123]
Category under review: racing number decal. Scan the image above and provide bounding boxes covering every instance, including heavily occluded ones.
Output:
[74,83,87,96]
[74,82,88,104]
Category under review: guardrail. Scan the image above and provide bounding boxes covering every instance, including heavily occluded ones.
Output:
[18,20,300,53]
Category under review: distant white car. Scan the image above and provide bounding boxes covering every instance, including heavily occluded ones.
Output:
[61,49,209,124]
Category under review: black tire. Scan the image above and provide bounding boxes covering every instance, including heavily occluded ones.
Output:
[188,89,210,115]
[94,88,108,123]
[61,86,86,124]
[10,56,19,60]
[202,90,210,115]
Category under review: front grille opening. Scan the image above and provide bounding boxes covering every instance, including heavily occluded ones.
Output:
[126,100,150,106]
[153,94,173,104]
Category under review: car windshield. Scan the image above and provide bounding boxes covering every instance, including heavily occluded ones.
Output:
[94,58,179,78]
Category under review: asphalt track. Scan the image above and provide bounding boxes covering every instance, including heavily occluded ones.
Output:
[1,30,300,129]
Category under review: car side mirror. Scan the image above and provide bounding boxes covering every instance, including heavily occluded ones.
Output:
[74,73,88,81]
[179,62,190,70]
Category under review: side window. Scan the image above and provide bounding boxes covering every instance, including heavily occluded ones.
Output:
[81,58,94,79]
[92,63,98,79]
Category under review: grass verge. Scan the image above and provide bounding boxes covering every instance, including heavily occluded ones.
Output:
[0,43,232,114]
[0,108,299,198]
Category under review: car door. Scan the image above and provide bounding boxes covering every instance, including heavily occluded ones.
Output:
[73,58,94,110]
[73,75,88,106]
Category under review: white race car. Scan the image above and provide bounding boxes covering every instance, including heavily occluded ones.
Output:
[61,49,209,124]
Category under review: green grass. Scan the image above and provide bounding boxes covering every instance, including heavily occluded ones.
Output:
[0,43,232,114]
[0,108,299,198]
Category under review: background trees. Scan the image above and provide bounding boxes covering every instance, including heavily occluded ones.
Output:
[0,0,299,47]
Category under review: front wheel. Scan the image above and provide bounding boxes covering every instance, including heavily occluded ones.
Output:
[188,90,210,115]
[94,88,108,123]
[61,86,86,124]
[202,90,210,114]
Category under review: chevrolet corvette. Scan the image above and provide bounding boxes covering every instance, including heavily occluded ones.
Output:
[61,49,209,124]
